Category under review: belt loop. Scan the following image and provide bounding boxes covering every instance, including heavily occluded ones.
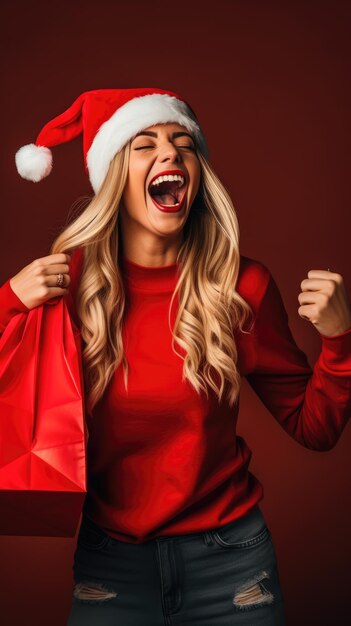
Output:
[203,530,215,546]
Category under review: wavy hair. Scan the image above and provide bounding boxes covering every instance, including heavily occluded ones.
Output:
[50,141,255,418]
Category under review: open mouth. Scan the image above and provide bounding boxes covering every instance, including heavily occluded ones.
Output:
[147,174,187,208]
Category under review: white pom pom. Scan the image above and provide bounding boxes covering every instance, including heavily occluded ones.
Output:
[15,143,53,182]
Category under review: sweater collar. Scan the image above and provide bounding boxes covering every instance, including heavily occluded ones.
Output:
[121,253,179,293]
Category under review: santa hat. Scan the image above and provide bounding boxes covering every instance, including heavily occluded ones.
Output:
[15,87,209,193]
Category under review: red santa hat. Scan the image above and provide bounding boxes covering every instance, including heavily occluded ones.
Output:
[15,87,209,194]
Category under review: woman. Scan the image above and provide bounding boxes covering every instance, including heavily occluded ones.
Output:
[1,87,351,625]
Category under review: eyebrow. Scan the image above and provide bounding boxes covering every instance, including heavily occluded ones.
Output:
[133,131,195,141]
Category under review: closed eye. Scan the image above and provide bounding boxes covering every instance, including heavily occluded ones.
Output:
[134,145,195,151]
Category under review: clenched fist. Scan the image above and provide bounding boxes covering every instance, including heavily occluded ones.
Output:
[9,253,71,310]
[298,269,351,337]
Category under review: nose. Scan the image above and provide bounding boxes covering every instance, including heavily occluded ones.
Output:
[158,142,181,163]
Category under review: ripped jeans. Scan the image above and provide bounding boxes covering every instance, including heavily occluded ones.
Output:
[66,504,286,625]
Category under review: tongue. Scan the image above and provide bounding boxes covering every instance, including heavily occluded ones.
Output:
[153,193,178,206]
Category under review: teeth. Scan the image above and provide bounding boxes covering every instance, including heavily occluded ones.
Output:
[150,174,185,188]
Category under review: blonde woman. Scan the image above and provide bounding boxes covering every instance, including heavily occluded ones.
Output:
[2,88,351,625]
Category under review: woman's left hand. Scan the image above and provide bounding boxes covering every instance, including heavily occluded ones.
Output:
[298,269,351,337]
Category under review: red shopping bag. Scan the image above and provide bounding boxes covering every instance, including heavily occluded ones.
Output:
[0,294,88,537]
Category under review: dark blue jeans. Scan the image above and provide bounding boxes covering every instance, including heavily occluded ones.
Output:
[66,504,286,625]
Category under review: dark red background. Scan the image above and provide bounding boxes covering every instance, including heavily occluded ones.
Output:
[1,1,350,624]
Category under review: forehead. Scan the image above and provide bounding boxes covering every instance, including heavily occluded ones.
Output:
[133,122,192,137]
[143,122,189,132]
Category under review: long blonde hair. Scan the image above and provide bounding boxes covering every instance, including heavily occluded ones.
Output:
[50,142,254,418]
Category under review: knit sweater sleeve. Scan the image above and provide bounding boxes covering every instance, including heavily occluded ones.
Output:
[245,269,351,451]
[0,277,30,337]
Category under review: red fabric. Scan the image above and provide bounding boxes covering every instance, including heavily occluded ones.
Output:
[1,251,350,543]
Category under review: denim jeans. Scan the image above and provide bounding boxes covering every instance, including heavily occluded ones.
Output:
[66,504,286,625]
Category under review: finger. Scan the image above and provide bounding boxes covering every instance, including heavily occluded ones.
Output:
[48,287,69,296]
[300,277,333,292]
[43,263,71,274]
[307,269,335,279]
[298,304,317,322]
[38,253,71,265]
[298,291,327,305]
[298,305,312,320]
[298,293,317,305]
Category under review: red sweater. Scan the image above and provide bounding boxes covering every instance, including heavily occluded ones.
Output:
[1,250,351,544]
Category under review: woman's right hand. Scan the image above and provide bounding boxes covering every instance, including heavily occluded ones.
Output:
[9,253,71,310]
